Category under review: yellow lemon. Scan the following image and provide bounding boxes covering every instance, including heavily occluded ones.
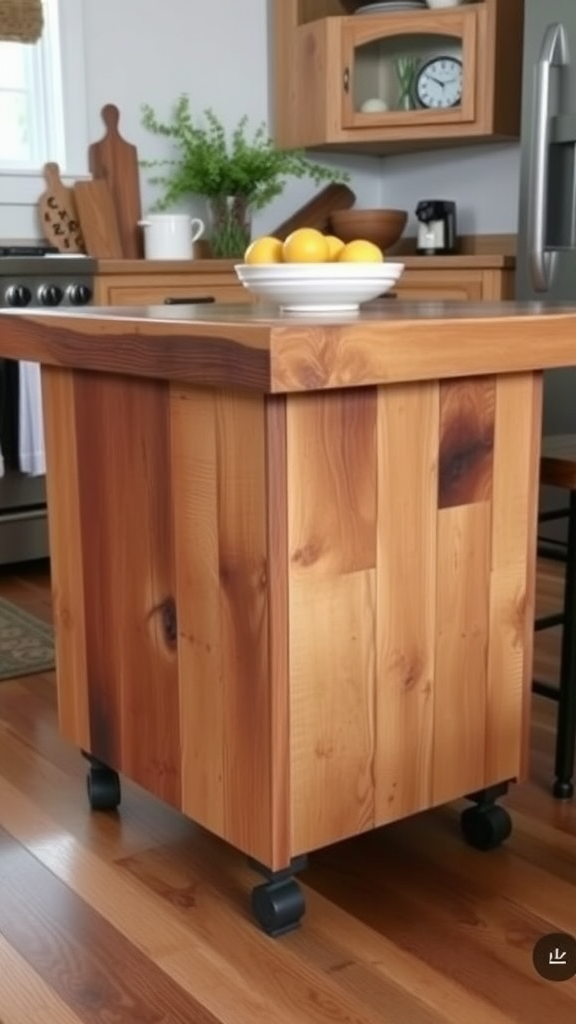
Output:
[244,236,284,264]
[324,234,345,261]
[338,239,384,263]
[282,227,330,263]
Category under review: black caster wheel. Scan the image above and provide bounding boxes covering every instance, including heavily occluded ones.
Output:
[86,767,121,811]
[553,779,574,800]
[461,803,512,851]
[252,878,305,937]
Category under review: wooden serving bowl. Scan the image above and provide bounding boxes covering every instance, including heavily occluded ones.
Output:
[329,208,408,252]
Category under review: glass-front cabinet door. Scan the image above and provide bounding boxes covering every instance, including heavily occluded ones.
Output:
[341,8,479,130]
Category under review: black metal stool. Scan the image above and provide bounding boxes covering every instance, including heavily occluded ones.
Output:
[534,436,576,798]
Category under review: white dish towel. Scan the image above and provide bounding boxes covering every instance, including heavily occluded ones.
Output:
[19,362,45,476]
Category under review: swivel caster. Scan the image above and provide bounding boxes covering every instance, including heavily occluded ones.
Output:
[460,803,512,851]
[252,877,305,938]
[86,766,121,811]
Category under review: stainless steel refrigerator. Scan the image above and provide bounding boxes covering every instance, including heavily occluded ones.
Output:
[516,0,576,436]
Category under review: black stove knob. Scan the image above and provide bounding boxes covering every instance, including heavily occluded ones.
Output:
[67,283,92,306]
[38,283,64,307]
[5,284,32,308]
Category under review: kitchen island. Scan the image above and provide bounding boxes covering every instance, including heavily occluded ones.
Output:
[1,299,576,936]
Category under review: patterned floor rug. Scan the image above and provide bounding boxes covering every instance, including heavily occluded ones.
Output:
[0,597,55,681]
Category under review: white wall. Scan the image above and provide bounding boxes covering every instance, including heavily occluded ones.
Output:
[3,0,382,240]
[1,0,520,242]
[375,142,520,236]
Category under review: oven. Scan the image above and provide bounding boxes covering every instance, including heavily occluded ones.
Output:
[0,245,96,564]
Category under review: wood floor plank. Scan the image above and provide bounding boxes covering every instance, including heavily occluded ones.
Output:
[0,775,388,1024]
[0,934,82,1024]
[302,828,576,1023]
[0,822,220,1024]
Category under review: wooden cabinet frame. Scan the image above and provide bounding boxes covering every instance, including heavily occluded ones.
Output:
[273,0,524,153]
[341,9,478,130]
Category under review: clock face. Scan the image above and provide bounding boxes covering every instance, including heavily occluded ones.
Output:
[415,57,463,109]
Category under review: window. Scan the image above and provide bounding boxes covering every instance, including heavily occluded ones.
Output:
[0,0,88,201]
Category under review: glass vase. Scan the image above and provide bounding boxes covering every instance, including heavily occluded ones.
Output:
[207,194,252,259]
[395,56,418,112]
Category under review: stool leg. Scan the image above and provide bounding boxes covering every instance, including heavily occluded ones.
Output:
[553,490,576,798]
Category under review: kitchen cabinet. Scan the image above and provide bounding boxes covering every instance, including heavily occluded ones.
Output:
[273,0,524,153]
[394,254,515,301]
[94,259,251,306]
[95,254,515,307]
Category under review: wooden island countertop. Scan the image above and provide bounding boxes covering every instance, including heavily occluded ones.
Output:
[1,299,575,934]
[2,299,576,392]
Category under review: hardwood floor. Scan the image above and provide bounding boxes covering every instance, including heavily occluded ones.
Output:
[0,558,574,1023]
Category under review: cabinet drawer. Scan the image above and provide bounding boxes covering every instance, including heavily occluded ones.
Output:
[102,284,250,306]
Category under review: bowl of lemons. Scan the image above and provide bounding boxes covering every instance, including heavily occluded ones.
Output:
[235,228,404,312]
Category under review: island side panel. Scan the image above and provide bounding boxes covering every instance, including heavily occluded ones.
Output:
[431,378,496,804]
[375,381,439,824]
[288,388,378,856]
[172,385,280,866]
[72,372,181,807]
[41,367,90,750]
[264,397,291,869]
[485,372,543,784]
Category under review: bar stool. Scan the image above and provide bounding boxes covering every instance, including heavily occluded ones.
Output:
[534,436,576,798]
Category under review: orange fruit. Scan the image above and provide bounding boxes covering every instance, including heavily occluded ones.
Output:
[324,235,345,261]
[282,227,330,263]
[337,239,384,263]
[244,236,284,264]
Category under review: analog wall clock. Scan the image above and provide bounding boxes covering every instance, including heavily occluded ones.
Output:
[415,56,463,109]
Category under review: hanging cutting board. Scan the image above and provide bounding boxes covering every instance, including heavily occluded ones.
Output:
[271,183,356,240]
[73,179,123,258]
[88,104,143,258]
[37,163,85,252]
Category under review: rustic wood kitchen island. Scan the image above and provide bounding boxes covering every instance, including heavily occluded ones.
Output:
[2,299,576,936]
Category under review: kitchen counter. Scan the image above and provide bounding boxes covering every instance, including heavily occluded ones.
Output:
[96,253,515,274]
[0,300,570,934]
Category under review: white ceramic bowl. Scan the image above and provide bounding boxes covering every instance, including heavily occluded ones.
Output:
[425,0,465,8]
[235,262,404,312]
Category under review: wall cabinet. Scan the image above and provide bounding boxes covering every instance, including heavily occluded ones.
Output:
[273,0,524,153]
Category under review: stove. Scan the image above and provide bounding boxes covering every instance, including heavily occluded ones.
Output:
[0,245,96,310]
[0,245,96,565]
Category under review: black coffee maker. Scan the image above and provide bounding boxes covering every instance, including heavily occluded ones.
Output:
[415,200,458,255]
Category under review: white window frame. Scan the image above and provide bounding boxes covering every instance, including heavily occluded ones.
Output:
[0,0,89,203]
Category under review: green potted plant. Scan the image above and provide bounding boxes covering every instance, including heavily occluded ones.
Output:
[140,95,349,258]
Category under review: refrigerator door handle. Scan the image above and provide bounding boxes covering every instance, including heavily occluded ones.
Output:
[529,23,569,293]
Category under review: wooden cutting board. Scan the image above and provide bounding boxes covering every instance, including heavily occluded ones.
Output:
[37,163,85,252]
[88,104,143,258]
[73,180,124,258]
[271,183,356,240]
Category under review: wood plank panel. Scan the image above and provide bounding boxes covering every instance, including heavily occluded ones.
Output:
[288,389,378,854]
[41,367,90,749]
[265,396,291,868]
[375,381,438,824]
[170,387,224,838]
[486,373,543,784]
[290,571,377,855]
[172,386,274,864]
[288,389,377,576]
[73,373,181,807]
[438,377,495,509]
[432,502,491,804]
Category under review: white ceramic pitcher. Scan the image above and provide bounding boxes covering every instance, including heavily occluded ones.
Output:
[138,213,205,260]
